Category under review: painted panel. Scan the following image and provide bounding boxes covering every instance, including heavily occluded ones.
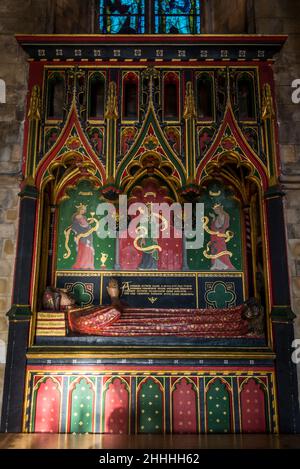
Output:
[240,378,267,433]
[188,182,243,272]
[198,274,244,308]
[25,368,277,435]
[69,377,95,433]
[137,378,164,433]
[119,178,183,271]
[33,377,61,433]
[102,273,197,308]
[56,180,115,271]
[103,377,130,434]
[172,378,197,433]
[206,378,232,433]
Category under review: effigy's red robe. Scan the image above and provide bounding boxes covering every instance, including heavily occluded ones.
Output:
[68,304,251,337]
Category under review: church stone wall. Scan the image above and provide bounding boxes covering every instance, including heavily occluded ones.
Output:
[54,0,92,34]
[254,0,300,400]
[0,0,48,413]
[209,0,248,34]
[0,0,93,414]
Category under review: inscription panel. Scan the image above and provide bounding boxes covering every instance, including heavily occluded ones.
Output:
[102,274,197,308]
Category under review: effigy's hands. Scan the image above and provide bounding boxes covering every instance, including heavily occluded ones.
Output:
[106,277,122,308]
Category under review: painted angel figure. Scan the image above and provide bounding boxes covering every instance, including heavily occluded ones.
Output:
[64,204,96,270]
[207,203,235,271]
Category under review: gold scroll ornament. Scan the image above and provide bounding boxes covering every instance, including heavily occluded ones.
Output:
[133,211,168,253]
[201,215,234,260]
[63,214,99,260]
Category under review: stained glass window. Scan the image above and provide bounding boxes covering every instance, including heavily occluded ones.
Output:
[154,1,201,34]
[99,0,145,34]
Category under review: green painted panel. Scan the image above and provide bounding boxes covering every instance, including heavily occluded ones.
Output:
[206,378,231,433]
[188,182,243,272]
[56,180,115,271]
[138,378,163,433]
[205,282,236,308]
[70,377,95,433]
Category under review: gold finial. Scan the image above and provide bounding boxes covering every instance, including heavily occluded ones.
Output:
[28,85,41,121]
[183,81,196,119]
[262,83,275,121]
[105,81,118,119]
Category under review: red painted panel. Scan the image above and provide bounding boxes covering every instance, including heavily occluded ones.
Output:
[119,178,182,270]
[172,378,197,433]
[240,378,267,433]
[104,378,129,434]
[34,378,61,433]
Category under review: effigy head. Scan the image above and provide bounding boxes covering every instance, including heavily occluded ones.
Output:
[242,298,264,335]
[42,286,76,311]
[59,288,76,309]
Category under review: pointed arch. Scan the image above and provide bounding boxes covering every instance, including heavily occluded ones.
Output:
[163,71,180,121]
[122,71,139,120]
[46,72,65,120]
[36,103,106,189]
[239,377,268,433]
[67,376,95,433]
[137,377,165,433]
[237,71,256,121]
[171,377,198,433]
[196,71,214,120]
[205,377,233,433]
[196,104,268,189]
[102,377,130,434]
[32,376,61,433]
[121,152,181,200]
[88,71,105,120]
[116,102,187,187]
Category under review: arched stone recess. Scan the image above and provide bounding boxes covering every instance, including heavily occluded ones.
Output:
[30,101,106,312]
[192,102,273,339]
[116,101,187,190]
[35,101,106,190]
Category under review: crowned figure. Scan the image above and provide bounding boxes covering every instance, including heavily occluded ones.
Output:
[208,203,235,271]
[69,203,95,270]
